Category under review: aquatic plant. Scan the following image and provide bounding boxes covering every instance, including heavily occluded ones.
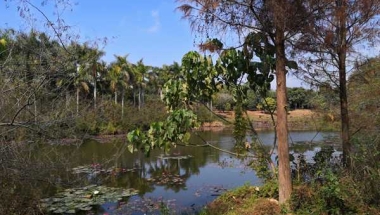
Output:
[40,185,138,213]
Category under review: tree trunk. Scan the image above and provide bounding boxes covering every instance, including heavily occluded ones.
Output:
[76,88,80,115]
[142,88,145,107]
[34,93,37,123]
[337,0,351,168]
[138,86,141,111]
[133,90,136,107]
[339,53,350,168]
[65,90,70,109]
[159,87,163,99]
[122,88,125,118]
[275,28,292,204]
[94,76,97,109]
[114,91,118,104]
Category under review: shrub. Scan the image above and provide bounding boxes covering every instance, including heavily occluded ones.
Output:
[194,105,218,123]
[75,99,167,135]
[252,198,281,215]
[213,92,235,111]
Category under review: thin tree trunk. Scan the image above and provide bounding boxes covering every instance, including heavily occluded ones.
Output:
[94,76,97,109]
[114,91,118,104]
[159,87,163,99]
[66,90,70,109]
[34,93,37,123]
[337,0,351,168]
[133,90,136,107]
[122,88,125,118]
[76,88,79,115]
[142,88,145,107]
[138,86,141,111]
[275,27,292,204]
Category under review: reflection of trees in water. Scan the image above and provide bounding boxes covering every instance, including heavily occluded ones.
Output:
[32,131,237,195]
[146,158,190,192]
[112,131,236,192]
[109,171,155,196]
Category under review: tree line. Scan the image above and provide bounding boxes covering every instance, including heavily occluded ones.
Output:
[0,29,184,139]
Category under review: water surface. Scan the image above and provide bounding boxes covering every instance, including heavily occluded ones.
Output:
[40,130,340,214]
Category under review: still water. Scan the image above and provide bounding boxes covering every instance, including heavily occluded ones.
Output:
[43,130,339,214]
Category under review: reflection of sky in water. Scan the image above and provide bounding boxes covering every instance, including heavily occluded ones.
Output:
[115,131,340,214]
[49,130,340,214]
[256,131,340,145]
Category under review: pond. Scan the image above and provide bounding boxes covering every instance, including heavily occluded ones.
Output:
[39,130,340,214]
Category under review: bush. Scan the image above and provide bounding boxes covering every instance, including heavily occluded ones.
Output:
[351,133,380,206]
[252,198,281,215]
[75,99,167,135]
[213,92,235,111]
[194,105,218,123]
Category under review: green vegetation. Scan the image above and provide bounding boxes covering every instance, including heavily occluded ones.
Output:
[201,141,380,215]
[200,58,380,214]
[2,0,380,214]
[40,185,138,213]
[201,182,280,215]
[0,29,173,141]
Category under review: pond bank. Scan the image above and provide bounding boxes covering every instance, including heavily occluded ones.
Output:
[202,109,339,132]
[199,182,281,215]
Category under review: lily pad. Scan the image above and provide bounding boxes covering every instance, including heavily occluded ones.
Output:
[40,185,138,213]
[72,164,139,176]
[157,154,193,160]
[147,172,186,185]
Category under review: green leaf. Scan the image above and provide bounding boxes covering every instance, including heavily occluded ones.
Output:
[286,60,298,70]
[127,144,134,153]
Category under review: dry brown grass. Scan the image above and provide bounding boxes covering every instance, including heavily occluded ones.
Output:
[212,109,321,130]
[216,109,314,121]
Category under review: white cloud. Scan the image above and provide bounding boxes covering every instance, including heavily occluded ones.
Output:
[146,10,161,33]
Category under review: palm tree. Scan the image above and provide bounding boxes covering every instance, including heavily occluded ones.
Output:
[113,55,133,118]
[108,63,121,105]
[74,63,91,115]
[89,56,105,109]
[81,48,105,109]
[108,55,134,118]
[132,59,150,110]
[67,43,104,112]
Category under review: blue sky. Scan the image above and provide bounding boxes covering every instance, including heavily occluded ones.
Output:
[1,0,195,66]
[0,0,305,88]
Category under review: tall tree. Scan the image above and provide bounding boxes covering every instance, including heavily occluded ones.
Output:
[69,43,104,113]
[177,0,321,203]
[74,63,91,115]
[296,0,380,167]
[132,59,149,110]
[113,55,133,118]
[89,52,105,109]
[108,63,121,105]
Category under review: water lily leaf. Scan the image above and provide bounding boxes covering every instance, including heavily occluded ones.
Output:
[40,185,139,213]
[66,209,76,214]
[80,206,92,211]
[53,209,65,213]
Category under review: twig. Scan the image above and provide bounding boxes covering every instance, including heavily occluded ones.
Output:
[193,132,256,158]
[26,1,71,54]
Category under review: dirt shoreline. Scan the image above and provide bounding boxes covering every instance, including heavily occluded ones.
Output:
[46,109,333,144]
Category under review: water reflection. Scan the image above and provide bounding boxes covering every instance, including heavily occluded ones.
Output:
[36,130,340,214]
